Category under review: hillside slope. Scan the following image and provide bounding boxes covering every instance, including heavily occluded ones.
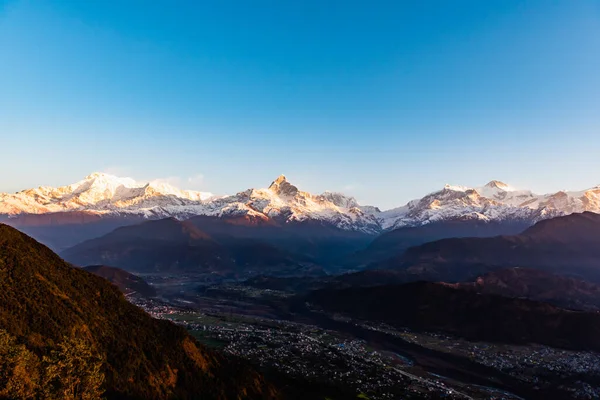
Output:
[0,224,278,399]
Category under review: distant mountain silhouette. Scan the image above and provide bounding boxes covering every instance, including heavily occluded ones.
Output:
[353,219,530,267]
[188,215,374,266]
[61,217,318,276]
[61,218,233,273]
[0,211,145,251]
[0,223,278,399]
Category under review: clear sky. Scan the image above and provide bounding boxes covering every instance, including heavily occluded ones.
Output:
[1,0,599,209]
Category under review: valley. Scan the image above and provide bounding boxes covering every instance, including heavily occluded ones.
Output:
[127,272,600,400]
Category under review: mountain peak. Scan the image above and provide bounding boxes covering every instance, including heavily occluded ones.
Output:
[485,180,510,190]
[443,184,468,192]
[84,172,118,180]
[80,172,138,189]
[268,174,298,197]
[271,174,287,185]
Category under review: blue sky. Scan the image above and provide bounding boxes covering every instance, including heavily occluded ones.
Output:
[1,0,599,208]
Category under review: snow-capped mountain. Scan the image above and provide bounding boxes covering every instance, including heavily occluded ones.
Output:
[2,173,600,234]
[0,173,381,233]
[380,180,600,230]
[167,175,383,233]
[0,172,214,216]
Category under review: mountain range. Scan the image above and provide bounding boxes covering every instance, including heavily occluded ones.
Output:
[374,212,600,284]
[3,173,600,235]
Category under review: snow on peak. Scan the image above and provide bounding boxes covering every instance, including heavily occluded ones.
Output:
[443,184,469,192]
[4,173,600,235]
[484,180,511,190]
[84,172,119,180]
[0,172,382,234]
[380,180,600,230]
[74,172,139,195]
[0,173,214,216]
[271,174,287,185]
[320,191,359,208]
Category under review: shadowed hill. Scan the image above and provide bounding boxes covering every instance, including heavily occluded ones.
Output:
[307,281,600,351]
[188,215,374,266]
[102,217,213,242]
[60,218,235,273]
[0,223,278,399]
[353,219,530,267]
[375,212,600,283]
[452,267,600,311]
[61,217,319,276]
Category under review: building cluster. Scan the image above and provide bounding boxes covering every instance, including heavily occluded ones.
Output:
[134,293,600,400]
[358,320,600,399]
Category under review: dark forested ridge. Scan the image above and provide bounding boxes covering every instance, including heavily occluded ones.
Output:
[451,267,600,311]
[307,281,600,352]
[0,224,278,399]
